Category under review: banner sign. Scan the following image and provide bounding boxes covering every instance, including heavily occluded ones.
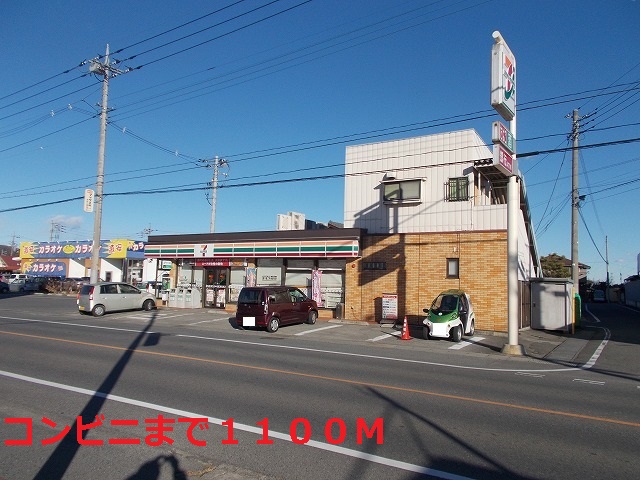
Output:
[20,240,145,260]
[22,261,67,277]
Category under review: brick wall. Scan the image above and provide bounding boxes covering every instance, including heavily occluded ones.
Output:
[345,231,508,332]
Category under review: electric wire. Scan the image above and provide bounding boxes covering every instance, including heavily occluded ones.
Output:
[578,207,607,264]
[535,141,569,231]
[110,0,249,56]
[110,0,494,121]
[2,138,640,214]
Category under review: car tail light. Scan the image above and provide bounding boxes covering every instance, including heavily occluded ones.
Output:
[89,286,94,300]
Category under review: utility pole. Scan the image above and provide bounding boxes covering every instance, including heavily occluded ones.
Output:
[570,109,580,329]
[605,235,610,294]
[142,225,156,241]
[49,222,65,242]
[88,45,128,283]
[208,156,228,233]
[10,233,20,255]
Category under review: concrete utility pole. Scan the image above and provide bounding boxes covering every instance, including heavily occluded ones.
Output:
[570,109,580,326]
[208,156,228,233]
[142,225,156,241]
[88,45,127,283]
[49,222,65,242]
[605,235,610,295]
[10,233,20,255]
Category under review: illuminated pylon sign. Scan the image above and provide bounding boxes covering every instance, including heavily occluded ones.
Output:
[491,33,516,122]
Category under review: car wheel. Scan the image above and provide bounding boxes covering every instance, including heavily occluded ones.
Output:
[142,299,155,311]
[467,319,475,336]
[422,326,431,340]
[92,304,106,317]
[267,316,280,333]
[307,310,317,325]
[450,325,462,342]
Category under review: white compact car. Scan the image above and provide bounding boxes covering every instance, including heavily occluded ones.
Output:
[77,282,156,317]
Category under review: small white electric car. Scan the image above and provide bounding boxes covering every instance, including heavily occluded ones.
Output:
[422,290,475,342]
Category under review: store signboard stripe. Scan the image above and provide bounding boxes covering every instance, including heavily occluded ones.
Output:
[144,240,359,258]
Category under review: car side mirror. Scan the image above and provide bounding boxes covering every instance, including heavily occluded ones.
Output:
[268,295,276,303]
[423,308,429,313]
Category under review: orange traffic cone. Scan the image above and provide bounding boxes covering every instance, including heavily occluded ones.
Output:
[400,316,411,340]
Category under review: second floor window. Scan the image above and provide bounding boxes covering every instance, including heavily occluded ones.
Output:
[383,179,421,203]
[446,177,469,202]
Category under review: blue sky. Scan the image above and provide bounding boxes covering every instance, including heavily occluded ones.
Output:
[1,0,639,283]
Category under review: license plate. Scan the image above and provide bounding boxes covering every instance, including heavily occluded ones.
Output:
[243,316,255,327]
[79,306,85,311]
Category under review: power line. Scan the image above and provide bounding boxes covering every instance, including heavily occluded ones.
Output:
[578,207,606,263]
[0,61,89,102]
[111,0,250,56]
[117,0,292,66]
[2,137,640,214]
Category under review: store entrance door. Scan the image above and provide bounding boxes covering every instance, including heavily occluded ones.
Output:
[204,268,227,308]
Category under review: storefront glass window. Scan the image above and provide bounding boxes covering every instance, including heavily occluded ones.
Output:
[228,268,245,303]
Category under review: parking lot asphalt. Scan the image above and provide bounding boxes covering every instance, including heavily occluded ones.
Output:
[326,317,599,364]
[155,303,600,366]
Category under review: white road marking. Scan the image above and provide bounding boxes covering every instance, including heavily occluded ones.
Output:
[573,378,605,385]
[448,336,485,350]
[294,325,343,336]
[581,306,610,370]
[178,334,583,373]
[0,370,472,479]
[0,316,154,334]
[187,318,229,325]
[125,312,191,320]
[515,372,545,378]
[0,315,608,374]
[367,331,401,342]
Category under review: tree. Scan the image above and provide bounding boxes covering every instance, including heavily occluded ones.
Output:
[540,253,571,278]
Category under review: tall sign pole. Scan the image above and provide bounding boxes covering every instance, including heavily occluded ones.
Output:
[491,31,524,355]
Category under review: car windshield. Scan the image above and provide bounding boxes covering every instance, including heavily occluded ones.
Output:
[431,294,459,314]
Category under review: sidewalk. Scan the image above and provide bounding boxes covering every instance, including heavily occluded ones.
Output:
[514,326,598,363]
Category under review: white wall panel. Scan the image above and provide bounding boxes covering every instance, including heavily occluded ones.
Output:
[345,130,497,233]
